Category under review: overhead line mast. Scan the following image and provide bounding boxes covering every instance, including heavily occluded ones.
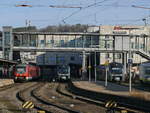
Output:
[15,4,82,9]
[132,5,150,10]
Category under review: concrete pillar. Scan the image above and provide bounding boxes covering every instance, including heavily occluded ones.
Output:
[36,34,38,47]
[112,36,115,62]
[123,52,127,81]
[82,51,86,80]
[44,34,46,47]
[88,53,91,82]
[20,34,23,46]
[83,35,85,48]
[75,35,77,48]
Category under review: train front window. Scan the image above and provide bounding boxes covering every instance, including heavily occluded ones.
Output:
[145,68,150,75]
[58,67,69,74]
[16,67,26,74]
[111,68,122,74]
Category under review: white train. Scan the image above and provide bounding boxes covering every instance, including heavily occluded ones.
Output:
[96,62,123,82]
[109,62,123,82]
[139,63,150,84]
[57,65,70,81]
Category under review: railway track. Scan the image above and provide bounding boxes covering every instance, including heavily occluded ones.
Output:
[32,82,107,113]
[17,82,79,113]
[68,81,150,113]
[3,80,146,113]
[0,82,38,113]
[57,83,143,113]
[17,82,52,113]
[0,83,18,92]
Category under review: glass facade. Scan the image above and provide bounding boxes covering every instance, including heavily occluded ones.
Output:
[12,33,150,57]
[4,32,11,46]
[14,34,100,48]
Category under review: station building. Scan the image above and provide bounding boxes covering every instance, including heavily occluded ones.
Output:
[97,25,150,64]
[1,25,150,78]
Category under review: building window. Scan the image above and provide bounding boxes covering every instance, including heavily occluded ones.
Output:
[131,42,134,49]
[117,54,121,59]
[40,40,44,44]
[107,44,110,48]
[105,35,109,39]
[51,40,54,44]
[131,53,134,58]
[106,53,110,58]
[70,56,75,61]
[60,40,64,46]
[4,32,10,46]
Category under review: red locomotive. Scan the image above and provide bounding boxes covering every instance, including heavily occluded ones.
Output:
[14,63,40,81]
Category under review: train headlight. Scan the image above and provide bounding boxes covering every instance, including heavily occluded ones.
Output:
[114,77,120,81]
[61,76,66,80]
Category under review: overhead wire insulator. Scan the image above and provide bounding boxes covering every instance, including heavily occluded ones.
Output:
[15,4,32,7]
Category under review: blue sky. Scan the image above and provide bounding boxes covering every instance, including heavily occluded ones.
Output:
[0,0,150,29]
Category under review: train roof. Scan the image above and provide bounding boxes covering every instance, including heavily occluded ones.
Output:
[140,62,150,66]
[16,64,26,67]
[109,62,123,67]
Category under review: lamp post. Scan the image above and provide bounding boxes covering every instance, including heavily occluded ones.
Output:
[105,38,109,87]
[82,51,86,80]
[94,51,97,82]
[90,45,98,82]
[105,64,108,87]
[89,53,91,82]
[129,30,132,92]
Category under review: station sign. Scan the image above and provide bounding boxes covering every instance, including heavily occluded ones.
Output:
[113,26,127,34]
[128,59,133,64]
[114,26,122,30]
[113,31,127,35]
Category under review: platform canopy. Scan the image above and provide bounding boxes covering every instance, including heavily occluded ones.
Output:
[0,58,17,65]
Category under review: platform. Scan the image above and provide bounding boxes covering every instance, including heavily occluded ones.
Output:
[73,81,150,101]
[0,79,14,87]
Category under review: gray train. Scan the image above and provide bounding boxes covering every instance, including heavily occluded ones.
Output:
[56,65,70,81]
[96,62,123,82]
[139,62,150,84]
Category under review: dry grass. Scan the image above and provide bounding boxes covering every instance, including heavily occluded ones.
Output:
[130,91,150,101]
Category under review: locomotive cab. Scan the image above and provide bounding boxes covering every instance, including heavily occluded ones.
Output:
[14,64,27,81]
[109,62,123,82]
[57,65,70,81]
[14,63,40,82]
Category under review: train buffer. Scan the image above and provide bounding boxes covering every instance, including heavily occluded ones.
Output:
[105,100,117,108]
[120,110,128,113]
[105,100,128,113]
[37,110,46,113]
[105,100,117,113]
[22,101,34,109]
